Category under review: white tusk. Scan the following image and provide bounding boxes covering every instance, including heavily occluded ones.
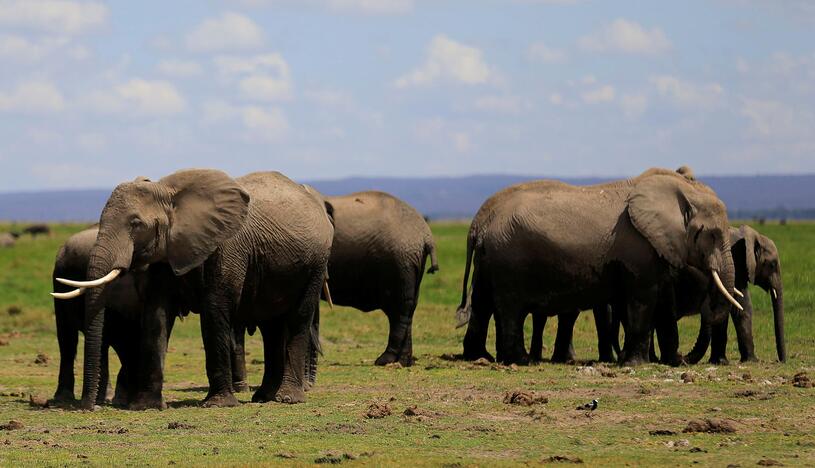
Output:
[56,269,121,288]
[323,280,334,310]
[734,289,744,298]
[51,288,86,299]
[772,288,778,299]
[712,271,744,311]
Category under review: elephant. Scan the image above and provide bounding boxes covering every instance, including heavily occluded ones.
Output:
[0,232,17,248]
[52,170,333,410]
[681,225,785,364]
[51,226,249,409]
[456,167,742,366]
[314,190,439,367]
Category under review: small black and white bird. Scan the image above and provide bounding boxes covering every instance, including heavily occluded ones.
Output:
[576,399,599,412]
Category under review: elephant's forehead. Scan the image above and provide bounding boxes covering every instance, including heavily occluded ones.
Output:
[106,182,167,209]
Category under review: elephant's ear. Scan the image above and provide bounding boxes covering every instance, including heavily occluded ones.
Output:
[159,169,250,275]
[627,175,694,268]
[323,200,335,227]
[739,225,758,283]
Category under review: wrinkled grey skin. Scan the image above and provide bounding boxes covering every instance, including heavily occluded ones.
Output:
[72,170,332,410]
[457,168,738,366]
[319,190,439,367]
[684,225,785,364]
[52,227,249,410]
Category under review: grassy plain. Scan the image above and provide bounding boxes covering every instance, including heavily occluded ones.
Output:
[0,221,813,466]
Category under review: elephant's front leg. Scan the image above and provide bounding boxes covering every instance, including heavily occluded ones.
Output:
[551,311,578,363]
[200,301,239,408]
[708,316,730,365]
[619,287,657,366]
[732,289,758,362]
[495,303,529,365]
[231,325,249,393]
[53,309,78,403]
[592,305,615,363]
[130,305,172,410]
[529,312,547,362]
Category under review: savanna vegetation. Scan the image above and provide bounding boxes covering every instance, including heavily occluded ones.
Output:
[0,221,813,466]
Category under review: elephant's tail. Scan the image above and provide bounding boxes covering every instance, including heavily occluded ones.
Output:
[425,238,439,274]
[611,315,622,357]
[455,224,477,328]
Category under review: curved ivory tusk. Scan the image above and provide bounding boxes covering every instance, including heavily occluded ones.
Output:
[51,288,86,299]
[772,288,778,299]
[733,289,744,298]
[56,269,121,288]
[712,271,744,311]
[323,280,334,310]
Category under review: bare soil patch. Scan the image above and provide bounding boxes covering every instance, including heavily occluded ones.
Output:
[503,390,548,406]
[683,418,737,434]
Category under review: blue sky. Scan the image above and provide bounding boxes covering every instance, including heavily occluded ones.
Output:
[0,0,814,191]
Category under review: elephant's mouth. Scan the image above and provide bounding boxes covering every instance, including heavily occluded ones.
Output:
[50,268,125,300]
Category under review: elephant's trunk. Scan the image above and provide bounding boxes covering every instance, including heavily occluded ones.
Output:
[80,231,133,410]
[770,275,786,362]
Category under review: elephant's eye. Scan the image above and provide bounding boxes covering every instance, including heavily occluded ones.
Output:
[694,226,704,243]
[130,217,145,229]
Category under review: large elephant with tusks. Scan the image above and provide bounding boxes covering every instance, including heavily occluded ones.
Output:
[457,168,743,366]
[54,170,333,410]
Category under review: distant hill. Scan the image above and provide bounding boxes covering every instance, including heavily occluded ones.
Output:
[1,174,814,222]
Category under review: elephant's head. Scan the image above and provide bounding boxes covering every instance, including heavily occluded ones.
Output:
[627,172,741,319]
[732,225,785,362]
[54,169,250,409]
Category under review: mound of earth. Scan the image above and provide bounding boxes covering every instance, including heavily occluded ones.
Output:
[503,390,548,406]
[683,418,736,434]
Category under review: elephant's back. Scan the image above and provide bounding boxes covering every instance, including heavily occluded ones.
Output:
[54,227,99,274]
[234,171,333,263]
[328,191,431,253]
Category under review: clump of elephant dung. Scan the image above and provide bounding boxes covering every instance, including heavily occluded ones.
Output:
[542,455,583,464]
[33,353,49,365]
[683,418,737,434]
[0,420,24,431]
[503,390,548,406]
[167,422,196,430]
[6,306,22,316]
[29,394,48,408]
[364,403,392,419]
[757,459,784,466]
[793,372,813,388]
[681,372,696,383]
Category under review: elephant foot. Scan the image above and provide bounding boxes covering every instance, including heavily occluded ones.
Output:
[232,380,250,393]
[462,348,495,362]
[51,389,76,405]
[79,398,101,411]
[129,394,167,411]
[685,350,705,365]
[202,391,240,408]
[274,383,306,404]
[709,355,730,366]
[619,352,648,367]
[375,351,399,366]
[550,351,577,364]
[111,392,129,408]
[740,354,759,363]
[304,381,314,392]
[597,353,615,364]
[498,352,530,366]
[660,353,687,368]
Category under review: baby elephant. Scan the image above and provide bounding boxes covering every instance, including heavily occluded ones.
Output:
[312,190,438,366]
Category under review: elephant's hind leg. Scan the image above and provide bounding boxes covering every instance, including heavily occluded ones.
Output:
[550,311,578,363]
[376,302,417,367]
[462,277,495,362]
[252,323,284,403]
[231,326,249,393]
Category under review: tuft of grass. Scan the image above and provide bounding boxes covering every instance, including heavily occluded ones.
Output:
[0,221,814,466]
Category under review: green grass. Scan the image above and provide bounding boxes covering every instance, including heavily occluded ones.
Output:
[1,221,814,466]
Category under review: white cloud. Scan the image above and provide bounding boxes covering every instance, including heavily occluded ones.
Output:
[213,53,289,76]
[395,35,494,88]
[741,98,815,138]
[239,75,292,101]
[578,18,671,55]
[241,106,290,141]
[0,34,66,61]
[452,132,472,153]
[85,79,186,116]
[0,81,65,113]
[186,12,264,52]
[303,88,354,108]
[201,100,290,142]
[0,0,107,34]
[473,95,527,114]
[651,75,724,109]
[548,93,563,105]
[581,85,615,103]
[526,41,566,63]
[213,53,293,101]
[326,0,412,14]
[231,0,413,15]
[619,93,647,118]
[157,59,203,78]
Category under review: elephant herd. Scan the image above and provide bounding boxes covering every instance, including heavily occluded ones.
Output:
[48,166,785,411]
